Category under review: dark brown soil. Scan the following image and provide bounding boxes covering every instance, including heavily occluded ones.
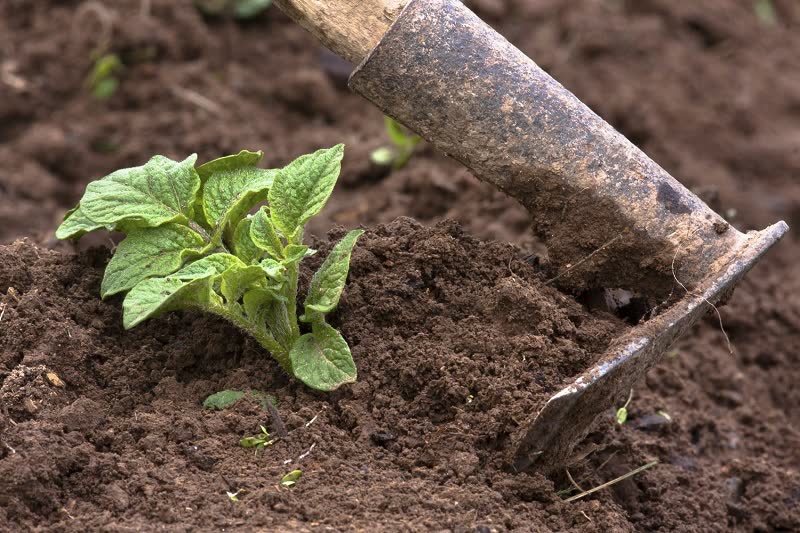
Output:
[1,0,799,531]
[0,221,629,530]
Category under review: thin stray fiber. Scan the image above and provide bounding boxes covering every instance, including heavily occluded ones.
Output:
[564,460,659,502]
[671,247,733,354]
[546,235,622,285]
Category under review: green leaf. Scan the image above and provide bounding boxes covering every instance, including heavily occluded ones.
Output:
[203,390,247,410]
[101,223,206,298]
[385,116,411,146]
[304,229,364,316]
[197,150,263,184]
[81,154,200,230]
[88,54,123,88]
[55,205,106,239]
[235,0,273,18]
[243,288,274,321]
[167,253,265,304]
[259,258,285,281]
[289,320,357,391]
[220,264,269,304]
[283,244,313,266]
[122,275,216,329]
[280,469,302,488]
[92,77,118,100]
[269,145,344,238]
[754,0,777,26]
[204,389,276,410]
[169,253,245,280]
[194,150,263,226]
[202,160,276,239]
[244,292,292,346]
[249,390,278,409]
[232,216,263,265]
[244,286,287,318]
[251,207,285,259]
[240,436,260,448]
[122,253,247,328]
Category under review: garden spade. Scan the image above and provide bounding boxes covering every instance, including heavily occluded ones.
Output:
[274,0,788,472]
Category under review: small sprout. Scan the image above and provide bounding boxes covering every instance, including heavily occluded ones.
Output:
[226,488,245,502]
[466,394,475,404]
[87,53,123,100]
[656,410,672,422]
[195,0,272,19]
[280,469,302,488]
[90,140,119,154]
[240,425,276,453]
[370,147,395,166]
[615,389,634,426]
[370,117,422,170]
[754,0,777,26]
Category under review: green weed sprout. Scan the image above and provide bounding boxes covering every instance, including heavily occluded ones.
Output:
[754,0,777,26]
[615,389,634,425]
[87,53,123,100]
[370,117,422,170]
[280,470,302,488]
[240,425,276,452]
[57,146,363,391]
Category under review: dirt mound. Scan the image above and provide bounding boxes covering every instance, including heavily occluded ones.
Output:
[0,221,630,530]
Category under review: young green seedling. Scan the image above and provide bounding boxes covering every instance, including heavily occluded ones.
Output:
[754,0,777,26]
[57,145,363,391]
[370,116,422,170]
[227,488,245,502]
[195,0,273,19]
[280,469,302,488]
[240,425,276,453]
[87,53,123,100]
[615,389,634,425]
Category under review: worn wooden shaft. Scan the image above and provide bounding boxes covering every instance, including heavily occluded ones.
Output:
[273,0,407,64]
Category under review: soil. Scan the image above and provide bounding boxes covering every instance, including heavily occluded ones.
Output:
[1,220,631,530]
[1,0,799,531]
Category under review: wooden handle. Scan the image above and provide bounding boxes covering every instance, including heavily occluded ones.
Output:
[274,0,408,64]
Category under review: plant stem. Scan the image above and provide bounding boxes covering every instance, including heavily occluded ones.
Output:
[270,301,296,349]
[188,219,213,242]
[284,229,304,340]
[563,461,658,503]
[285,262,301,339]
[211,304,292,372]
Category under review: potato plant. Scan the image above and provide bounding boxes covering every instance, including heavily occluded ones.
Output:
[57,145,362,391]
